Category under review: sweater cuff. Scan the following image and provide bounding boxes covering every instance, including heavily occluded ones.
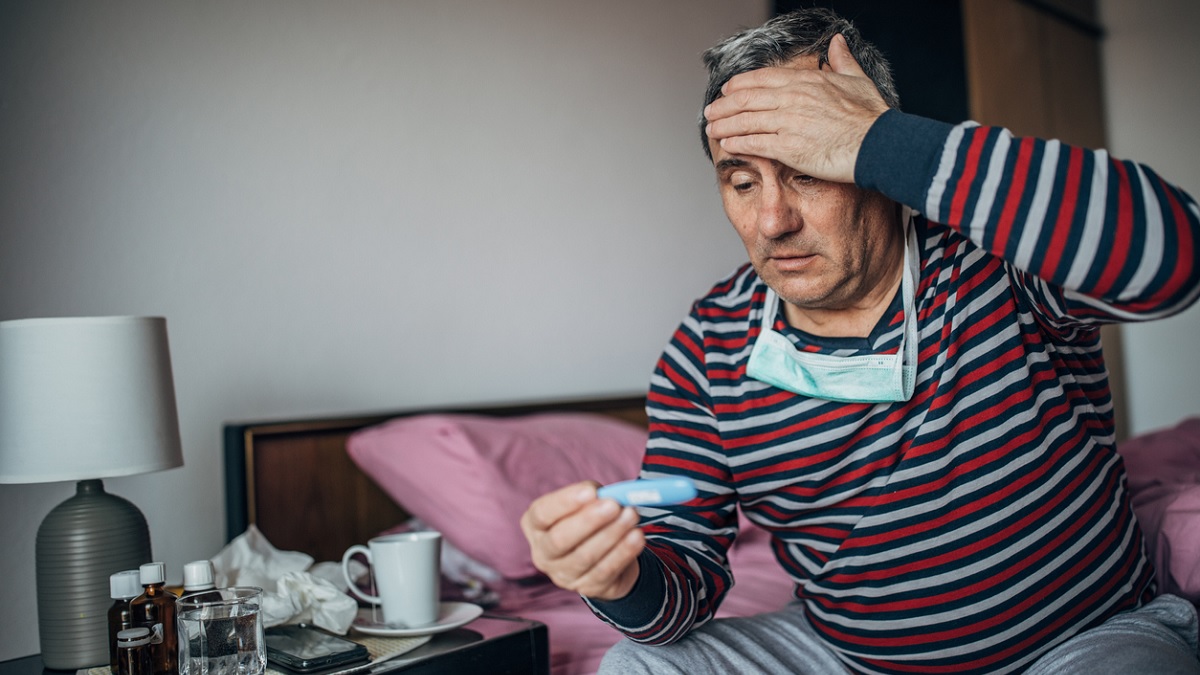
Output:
[854,109,955,209]
[585,549,666,628]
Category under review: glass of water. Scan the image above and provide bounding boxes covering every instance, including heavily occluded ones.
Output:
[177,587,266,675]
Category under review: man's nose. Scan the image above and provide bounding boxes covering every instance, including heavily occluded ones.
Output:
[756,183,801,239]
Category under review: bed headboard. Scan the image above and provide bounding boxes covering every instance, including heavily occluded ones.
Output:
[223,394,647,563]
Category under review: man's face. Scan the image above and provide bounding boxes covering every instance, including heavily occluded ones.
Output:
[708,58,899,314]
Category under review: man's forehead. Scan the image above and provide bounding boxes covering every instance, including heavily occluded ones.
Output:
[709,147,781,174]
[709,136,776,169]
[714,157,753,173]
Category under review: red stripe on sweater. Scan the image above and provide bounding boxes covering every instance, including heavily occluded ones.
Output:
[1094,160,1135,297]
[949,131,989,223]
[993,137,1036,256]
[1041,146,1084,279]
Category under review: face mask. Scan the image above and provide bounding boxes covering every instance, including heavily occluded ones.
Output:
[745,218,918,404]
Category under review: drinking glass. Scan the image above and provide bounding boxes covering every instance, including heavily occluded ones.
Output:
[177,587,266,675]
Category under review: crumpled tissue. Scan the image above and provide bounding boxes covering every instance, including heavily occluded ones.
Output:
[211,524,358,634]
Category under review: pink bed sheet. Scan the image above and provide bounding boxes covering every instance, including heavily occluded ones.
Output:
[1119,417,1200,605]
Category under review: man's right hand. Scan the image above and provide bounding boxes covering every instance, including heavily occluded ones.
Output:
[520,480,644,601]
[703,32,888,184]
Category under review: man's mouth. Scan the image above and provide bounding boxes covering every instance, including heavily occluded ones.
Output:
[770,253,816,271]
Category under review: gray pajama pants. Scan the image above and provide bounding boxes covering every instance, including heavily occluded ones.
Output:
[598,594,1200,674]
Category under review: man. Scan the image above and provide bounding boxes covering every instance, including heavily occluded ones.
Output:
[521,8,1200,674]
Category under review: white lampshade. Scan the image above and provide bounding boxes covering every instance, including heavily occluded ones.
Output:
[0,316,183,482]
[0,316,184,669]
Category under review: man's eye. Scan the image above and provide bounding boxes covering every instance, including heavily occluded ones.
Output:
[793,174,816,185]
[728,173,756,192]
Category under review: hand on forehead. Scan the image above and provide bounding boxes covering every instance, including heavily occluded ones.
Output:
[703,34,889,185]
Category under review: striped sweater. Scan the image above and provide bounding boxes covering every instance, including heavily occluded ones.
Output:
[587,110,1200,674]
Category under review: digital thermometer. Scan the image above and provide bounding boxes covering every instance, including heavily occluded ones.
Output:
[597,477,697,507]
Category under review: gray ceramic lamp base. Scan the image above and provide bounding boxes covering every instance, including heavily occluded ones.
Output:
[36,479,152,670]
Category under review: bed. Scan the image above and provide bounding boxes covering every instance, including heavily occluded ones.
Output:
[223,393,797,675]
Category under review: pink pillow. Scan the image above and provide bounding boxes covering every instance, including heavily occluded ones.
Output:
[346,413,647,580]
[1119,417,1200,605]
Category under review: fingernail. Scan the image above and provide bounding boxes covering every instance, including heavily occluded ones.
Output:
[595,499,619,515]
[575,485,595,502]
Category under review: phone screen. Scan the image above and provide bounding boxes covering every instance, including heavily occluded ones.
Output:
[265,626,369,672]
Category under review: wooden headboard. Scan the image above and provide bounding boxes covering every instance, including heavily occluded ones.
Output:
[223,394,647,563]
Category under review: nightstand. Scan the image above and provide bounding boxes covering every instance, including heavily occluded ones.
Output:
[0,655,46,675]
[370,614,548,674]
[0,615,549,675]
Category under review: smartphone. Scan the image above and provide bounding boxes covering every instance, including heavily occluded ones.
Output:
[265,625,370,673]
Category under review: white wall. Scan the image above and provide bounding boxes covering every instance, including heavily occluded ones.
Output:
[0,0,768,659]
[1100,0,1200,436]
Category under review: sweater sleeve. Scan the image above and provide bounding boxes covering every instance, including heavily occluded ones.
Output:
[856,109,1200,334]
[582,303,740,645]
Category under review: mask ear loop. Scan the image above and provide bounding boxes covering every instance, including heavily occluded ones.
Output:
[894,209,919,400]
[760,285,780,335]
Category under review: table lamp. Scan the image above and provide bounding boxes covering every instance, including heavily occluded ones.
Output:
[0,316,184,669]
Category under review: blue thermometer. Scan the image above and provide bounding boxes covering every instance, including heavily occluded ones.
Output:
[597,477,697,507]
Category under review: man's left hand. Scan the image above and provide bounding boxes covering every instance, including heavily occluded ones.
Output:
[703,33,889,184]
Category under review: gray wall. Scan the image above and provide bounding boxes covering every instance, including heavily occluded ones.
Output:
[1,0,1197,661]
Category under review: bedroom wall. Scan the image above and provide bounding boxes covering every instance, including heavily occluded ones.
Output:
[0,0,769,659]
[1,0,1197,661]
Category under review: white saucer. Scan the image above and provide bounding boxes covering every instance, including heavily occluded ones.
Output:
[350,601,483,637]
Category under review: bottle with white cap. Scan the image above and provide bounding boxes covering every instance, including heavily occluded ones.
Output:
[108,570,143,672]
[179,560,222,603]
[130,562,177,675]
[115,626,155,675]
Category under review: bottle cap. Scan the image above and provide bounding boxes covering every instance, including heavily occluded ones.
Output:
[117,627,153,648]
[182,560,216,591]
[139,562,165,585]
[110,570,142,600]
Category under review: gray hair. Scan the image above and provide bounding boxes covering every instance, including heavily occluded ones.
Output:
[699,8,900,159]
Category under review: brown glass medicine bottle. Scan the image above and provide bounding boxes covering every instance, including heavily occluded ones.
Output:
[130,562,178,675]
[116,627,155,675]
[108,570,143,671]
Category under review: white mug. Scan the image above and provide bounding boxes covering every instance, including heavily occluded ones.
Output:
[341,531,442,628]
